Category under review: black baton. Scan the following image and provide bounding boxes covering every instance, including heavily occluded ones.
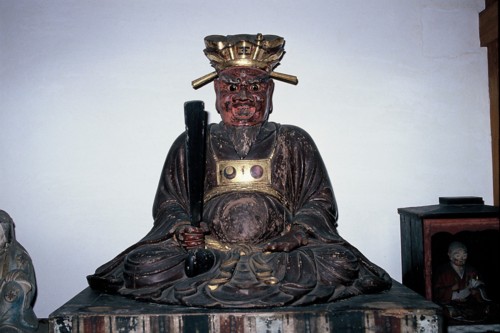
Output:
[183,101,214,277]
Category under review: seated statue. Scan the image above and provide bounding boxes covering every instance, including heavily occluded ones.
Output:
[0,210,38,333]
[433,241,498,322]
[88,34,392,307]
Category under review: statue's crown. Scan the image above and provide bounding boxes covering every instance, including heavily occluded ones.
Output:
[204,34,284,72]
[192,33,298,89]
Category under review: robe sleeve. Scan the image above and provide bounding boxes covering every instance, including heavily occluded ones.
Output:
[276,125,340,243]
[433,263,456,303]
[89,133,191,278]
[145,132,192,241]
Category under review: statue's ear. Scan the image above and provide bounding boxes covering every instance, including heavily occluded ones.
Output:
[214,79,221,114]
[268,80,275,114]
[214,79,221,93]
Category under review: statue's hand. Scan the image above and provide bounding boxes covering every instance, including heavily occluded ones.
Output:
[452,287,471,301]
[263,228,308,253]
[176,222,209,250]
[468,278,484,289]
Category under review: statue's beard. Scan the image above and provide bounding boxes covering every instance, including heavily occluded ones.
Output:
[225,124,262,158]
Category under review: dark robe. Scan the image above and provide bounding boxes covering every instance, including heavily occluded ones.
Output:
[433,262,498,322]
[433,262,480,305]
[88,122,391,307]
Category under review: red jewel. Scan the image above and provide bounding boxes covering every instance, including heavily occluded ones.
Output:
[250,165,264,179]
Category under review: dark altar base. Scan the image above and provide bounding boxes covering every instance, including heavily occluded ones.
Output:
[48,281,442,333]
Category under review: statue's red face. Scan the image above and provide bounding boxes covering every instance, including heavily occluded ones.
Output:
[214,67,274,127]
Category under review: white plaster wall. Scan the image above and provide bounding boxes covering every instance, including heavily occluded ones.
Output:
[0,0,492,318]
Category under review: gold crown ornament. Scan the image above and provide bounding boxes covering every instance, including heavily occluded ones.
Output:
[192,33,298,89]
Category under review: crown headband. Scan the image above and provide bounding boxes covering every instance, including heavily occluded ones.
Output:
[192,33,298,89]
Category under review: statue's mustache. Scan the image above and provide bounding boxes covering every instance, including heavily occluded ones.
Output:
[227,100,255,108]
[225,102,256,116]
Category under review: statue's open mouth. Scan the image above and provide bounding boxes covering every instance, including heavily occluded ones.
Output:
[232,105,256,120]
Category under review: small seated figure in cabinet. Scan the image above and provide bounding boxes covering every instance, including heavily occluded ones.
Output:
[433,241,498,322]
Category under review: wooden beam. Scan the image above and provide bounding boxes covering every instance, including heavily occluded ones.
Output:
[480,0,498,46]
[480,0,499,205]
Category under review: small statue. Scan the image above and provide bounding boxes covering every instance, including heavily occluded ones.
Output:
[433,241,497,322]
[88,34,392,307]
[0,210,38,333]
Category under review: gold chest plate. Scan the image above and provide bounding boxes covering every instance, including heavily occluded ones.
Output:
[204,158,283,202]
[216,159,271,186]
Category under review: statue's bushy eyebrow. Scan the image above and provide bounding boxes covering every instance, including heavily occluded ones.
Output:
[220,76,269,85]
[220,76,239,84]
[248,77,269,83]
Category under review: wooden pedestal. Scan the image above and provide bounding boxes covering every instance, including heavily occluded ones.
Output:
[48,282,442,333]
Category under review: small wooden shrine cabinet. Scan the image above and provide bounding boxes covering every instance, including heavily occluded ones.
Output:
[398,197,499,302]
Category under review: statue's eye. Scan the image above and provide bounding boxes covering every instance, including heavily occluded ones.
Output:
[229,84,238,92]
[250,84,260,91]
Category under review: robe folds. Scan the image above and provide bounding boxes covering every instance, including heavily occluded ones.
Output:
[433,262,480,304]
[88,122,392,307]
[0,211,38,332]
